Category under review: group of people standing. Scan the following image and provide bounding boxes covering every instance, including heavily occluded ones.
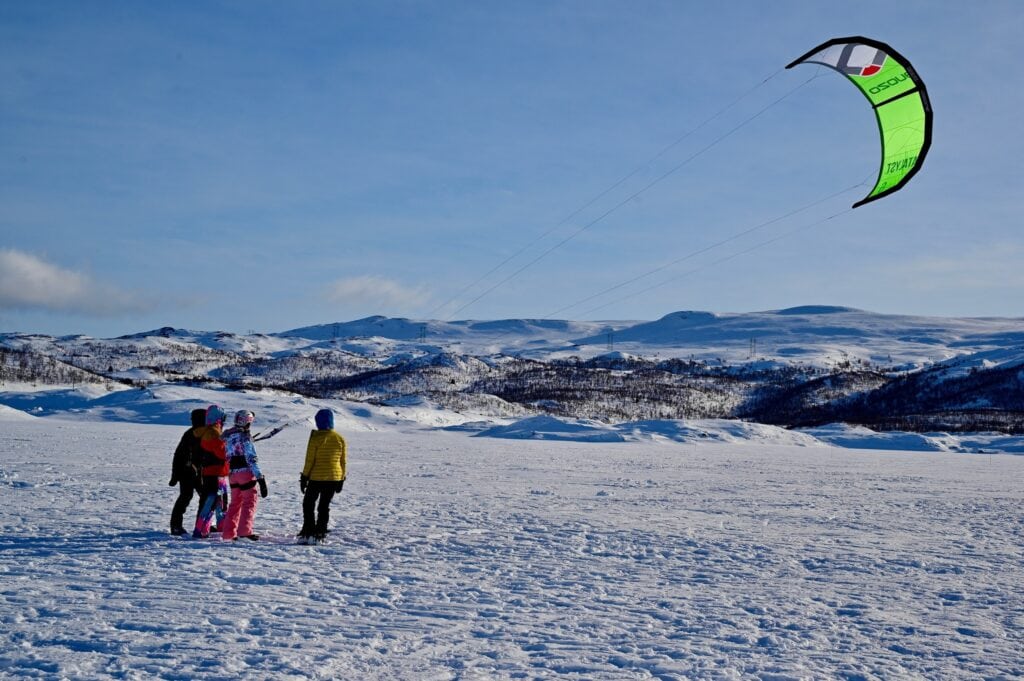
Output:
[169,405,347,544]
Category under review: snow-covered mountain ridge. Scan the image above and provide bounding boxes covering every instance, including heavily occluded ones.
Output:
[3,306,1023,432]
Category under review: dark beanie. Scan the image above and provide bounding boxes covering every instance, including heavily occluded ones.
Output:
[315,408,334,430]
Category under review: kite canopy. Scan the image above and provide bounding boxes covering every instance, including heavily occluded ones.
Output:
[786,37,932,208]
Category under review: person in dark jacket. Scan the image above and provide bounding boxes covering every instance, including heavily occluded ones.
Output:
[169,408,207,536]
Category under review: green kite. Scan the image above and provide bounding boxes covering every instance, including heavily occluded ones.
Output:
[787,36,932,208]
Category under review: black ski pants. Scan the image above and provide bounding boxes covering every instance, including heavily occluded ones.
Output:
[170,473,198,531]
[302,480,343,534]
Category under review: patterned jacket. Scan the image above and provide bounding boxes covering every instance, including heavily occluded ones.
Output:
[223,426,262,479]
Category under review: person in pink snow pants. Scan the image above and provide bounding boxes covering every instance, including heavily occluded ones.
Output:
[220,410,268,541]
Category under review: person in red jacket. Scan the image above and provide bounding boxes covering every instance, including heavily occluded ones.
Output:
[192,405,229,539]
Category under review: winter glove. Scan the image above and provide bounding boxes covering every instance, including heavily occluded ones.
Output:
[299,475,308,493]
[334,479,345,493]
[258,477,268,498]
[169,476,178,487]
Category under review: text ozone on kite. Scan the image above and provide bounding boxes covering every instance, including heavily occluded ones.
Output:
[787,36,932,208]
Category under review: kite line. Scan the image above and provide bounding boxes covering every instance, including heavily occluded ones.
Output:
[438,69,824,320]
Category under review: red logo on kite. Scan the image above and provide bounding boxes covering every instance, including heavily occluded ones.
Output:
[858,54,886,77]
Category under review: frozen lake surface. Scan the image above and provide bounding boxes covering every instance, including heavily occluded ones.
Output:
[1,418,1023,679]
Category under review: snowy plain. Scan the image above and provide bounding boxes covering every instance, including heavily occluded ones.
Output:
[1,388,1023,680]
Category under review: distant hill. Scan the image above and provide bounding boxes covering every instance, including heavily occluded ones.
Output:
[3,307,1023,432]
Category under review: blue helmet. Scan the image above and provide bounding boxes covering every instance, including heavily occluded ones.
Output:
[206,405,227,426]
[314,408,334,430]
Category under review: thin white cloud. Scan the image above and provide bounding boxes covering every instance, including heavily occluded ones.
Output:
[890,243,1024,293]
[0,249,150,316]
[324,276,430,313]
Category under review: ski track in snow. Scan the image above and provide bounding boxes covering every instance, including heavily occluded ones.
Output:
[1,420,1023,680]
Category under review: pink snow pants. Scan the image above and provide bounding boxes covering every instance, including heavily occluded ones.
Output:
[221,470,259,540]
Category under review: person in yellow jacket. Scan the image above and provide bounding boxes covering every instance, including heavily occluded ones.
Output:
[298,408,347,543]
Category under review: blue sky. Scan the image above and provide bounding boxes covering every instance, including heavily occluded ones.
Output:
[2,1,1022,336]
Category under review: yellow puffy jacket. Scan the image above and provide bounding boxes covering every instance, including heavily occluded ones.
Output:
[302,429,346,481]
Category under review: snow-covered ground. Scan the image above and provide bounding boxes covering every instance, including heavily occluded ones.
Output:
[2,399,1023,679]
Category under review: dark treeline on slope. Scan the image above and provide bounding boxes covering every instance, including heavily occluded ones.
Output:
[0,348,107,387]
[268,352,1023,432]
[3,340,1023,434]
[742,361,1024,433]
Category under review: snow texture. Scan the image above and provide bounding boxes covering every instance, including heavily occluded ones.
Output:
[2,401,1023,679]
